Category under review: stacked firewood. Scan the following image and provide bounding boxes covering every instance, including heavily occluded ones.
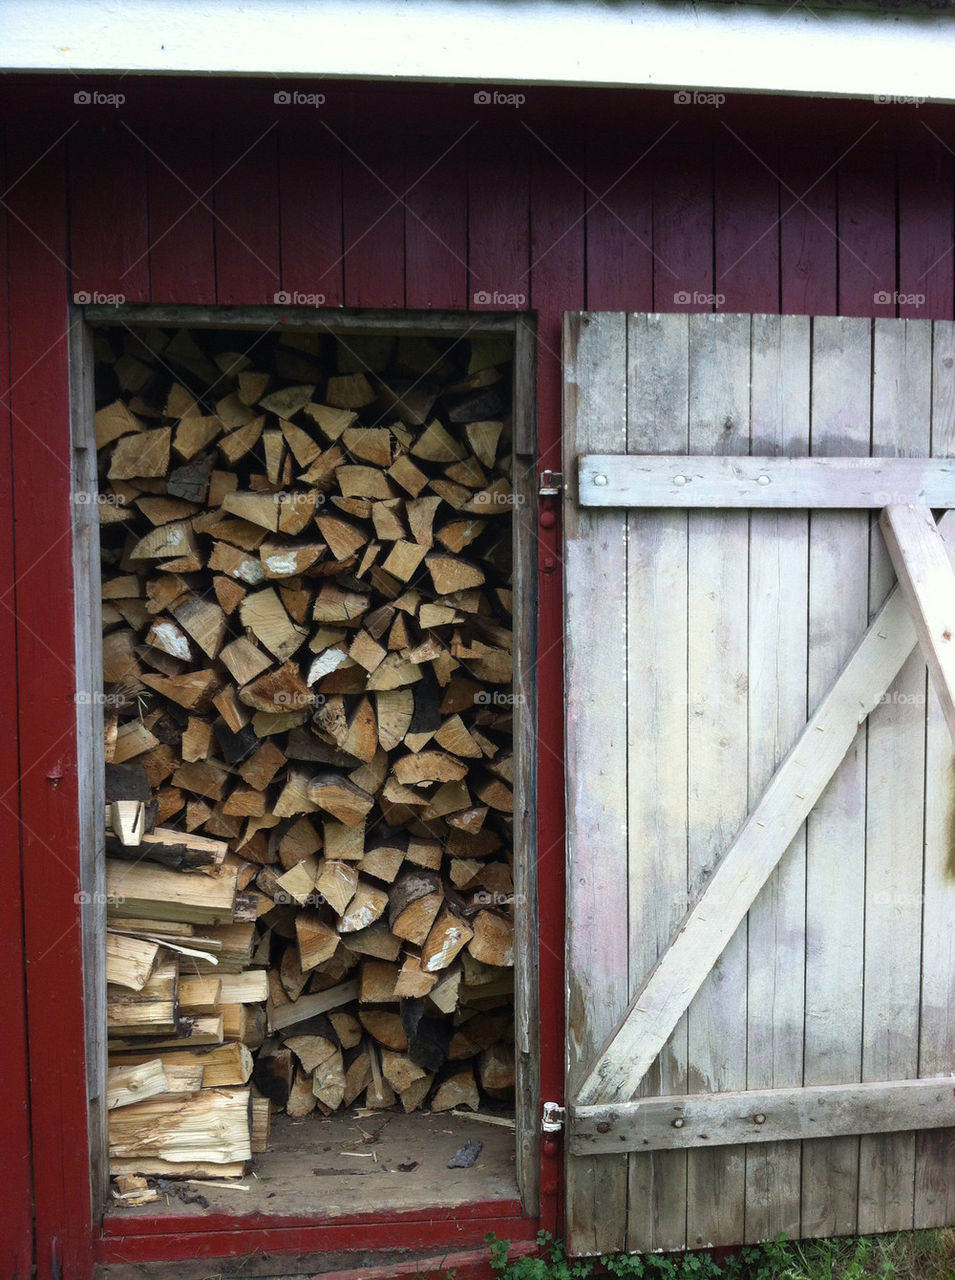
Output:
[96,326,517,1178]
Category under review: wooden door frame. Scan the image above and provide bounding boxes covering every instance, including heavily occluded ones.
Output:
[58,303,547,1270]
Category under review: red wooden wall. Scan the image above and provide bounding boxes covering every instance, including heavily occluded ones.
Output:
[1,74,954,1280]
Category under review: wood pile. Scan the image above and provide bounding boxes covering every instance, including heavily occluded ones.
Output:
[94,326,517,1177]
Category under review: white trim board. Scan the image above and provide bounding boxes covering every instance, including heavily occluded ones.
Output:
[4,0,955,104]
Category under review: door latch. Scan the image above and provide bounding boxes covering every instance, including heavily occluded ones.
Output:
[539,470,563,497]
[542,1101,566,1132]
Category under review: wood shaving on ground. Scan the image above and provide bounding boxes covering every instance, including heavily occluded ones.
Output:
[450,1109,516,1128]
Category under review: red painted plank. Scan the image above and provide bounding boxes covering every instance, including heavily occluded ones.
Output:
[97,1206,535,1263]
[7,126,94,1280]
[469,119,530,313]
[69,117,150,303]
[779,142,838,316]
[309,1243,538,1280]
[146,126,216,304]
[405,131,469,311]
[279,119,344,308]
[652,124,714,313]
[214,122,281,305]
[837,126,897,317]
[585,127,653,312]
[898,136,954,321]
[714,120,780,314]
[0,136,36,1280]
[342,132,405,309]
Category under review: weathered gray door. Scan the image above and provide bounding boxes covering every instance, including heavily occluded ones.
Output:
[562,312,955,1256]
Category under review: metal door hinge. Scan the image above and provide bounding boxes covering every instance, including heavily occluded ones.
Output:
[542,1101,566,1132]
[539,470,563,497]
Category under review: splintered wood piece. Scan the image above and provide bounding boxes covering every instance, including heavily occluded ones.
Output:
[112,721,159,765]
[364,1043,397,1109]
[313,583,371,625]
[436,518,486,555]
[338,881,389,933]
[106,859,238,927]
[239,661,310,714]
[258,383,315,418]
[348,630,387,673]
[279,418,321,469]
[170,595,227,660]
[358,842,405,884]
[446,805,489,835]
[343,1048,373,1107]
[272,767,320,818]
[434,714,483,758]
[431,1067,479,1113]
[405,836,443,870]
[136,496,199,526]
[324,819,365,862]
[240,588,306,661]
[342,696,379,763]
[336,464,395,500]
[296,911,340,971]
[328,1012,363,1050]
[172,759,230,801]
[479,1043,515,1096]
[468,910,515,967]
[387,454,429,498]
[268,979,360,1032]
[388,869,444,945]
[107,1059,171,1110]
[312,1044,346,1111]
[325,373,377,409]
[360,959,400,1004]
[342,920,403,961]
[130,520,198,562]
[315,860,359,916]
[405,497,442,548]
[262,429,287,485]
[393,751,468,786]
[374,689,414,752]
[341,426,392,467]
[366,653,422,690]
[208,541,265,585]
[274,855,320,906]
[316,515,367,562]
[465,420,503,468]
[216,415,265,466]
[425,554,485,595]
[174,414,222,463]
[381,1049,426,1095]
[427,966,462,1014]
[214,576,247,616]
[178,974,222,1015]
[307,646,349,685]
[106,933,159,991]
[307,774,374,827]
[421,905,474,973]
[222,490,280,532]
[96,399,144,450]
[372,499,406,542]
[260,539,324,578]
[286,1066,318,1118]
[253,1043,295,1107]
[381,540,427,582]
[109,428,172,480]
[359,1010,409,1053]
[107,1085,253,1165]
[429,479,471,510]
[107,958,178,1037]
[423,779,471,820]
[411,420,466,464]
[472,776,513,813]
[394,955,438,999]
[219,637,271,686]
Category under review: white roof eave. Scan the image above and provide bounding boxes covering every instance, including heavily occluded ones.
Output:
[3,0,953,106]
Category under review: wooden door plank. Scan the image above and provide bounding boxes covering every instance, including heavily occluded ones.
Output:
[714,124,780,314]
[469,123,529,316]
[651,126,713,315]
[146,126,216,304]
[213,123,281,305]
[584,131,653,313]
[404,133,468,311]
[898,144,954,321]
[858,319,932,1234]
[837,134,896,318]
[915,319,955,1229]
[625,313,690,1254]
[575,510,942,1110]
[69,122,150,303]
[576,454,955,509]
[279,120,344,309]
[779,142,838,318]
[564,312,630,1255]
[743,313,810,1244]
[684,313,751,1249]
[801,316,871,1239]
[571,1077,955,1153]
[880,503,955,746]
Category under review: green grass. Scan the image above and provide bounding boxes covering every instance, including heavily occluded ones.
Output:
[483,1230,955,1280]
